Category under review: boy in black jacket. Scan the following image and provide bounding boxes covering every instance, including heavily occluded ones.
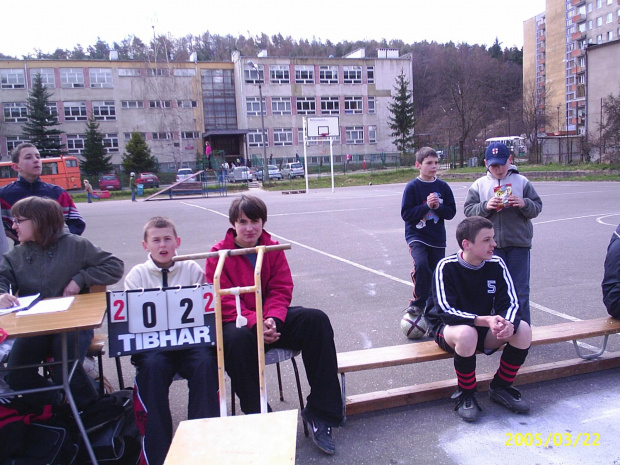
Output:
[427,216,532,422]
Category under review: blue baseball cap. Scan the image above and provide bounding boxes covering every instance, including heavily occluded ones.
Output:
[485,142,510,166]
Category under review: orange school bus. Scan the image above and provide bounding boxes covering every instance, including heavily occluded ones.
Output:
[0,156,82,190]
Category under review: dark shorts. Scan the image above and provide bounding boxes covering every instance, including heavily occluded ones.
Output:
[434,324,498,355]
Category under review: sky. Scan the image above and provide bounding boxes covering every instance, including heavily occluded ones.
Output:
[2,0,546,58]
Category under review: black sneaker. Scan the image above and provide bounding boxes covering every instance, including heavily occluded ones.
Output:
[403,304,423,315]
[489,385,530,413]
[301,408,335,455]
[452,390,482,422]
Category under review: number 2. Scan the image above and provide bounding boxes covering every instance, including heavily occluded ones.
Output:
[113,300,125,321]
[180,298,195,324]
[204,292,214,312]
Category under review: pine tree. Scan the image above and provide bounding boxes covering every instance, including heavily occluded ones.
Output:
[22,73,65,157]
[122,132,158,174]
[387,70,416,154]
[80,116,113,181]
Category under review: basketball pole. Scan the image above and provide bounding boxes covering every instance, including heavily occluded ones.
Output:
[329,136,335,193]
[303,117,309,193]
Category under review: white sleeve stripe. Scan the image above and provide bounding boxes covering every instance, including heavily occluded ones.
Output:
[434,256,477,320]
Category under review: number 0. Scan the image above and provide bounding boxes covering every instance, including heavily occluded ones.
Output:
[142,302,157,328]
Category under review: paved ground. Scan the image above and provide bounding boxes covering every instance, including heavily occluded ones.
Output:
[81,180,620,465]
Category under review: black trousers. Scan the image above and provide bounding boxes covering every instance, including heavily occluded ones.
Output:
[223,306,343,426]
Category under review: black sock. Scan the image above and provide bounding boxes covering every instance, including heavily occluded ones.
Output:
[491,344,529,389]
[454,353,477,392]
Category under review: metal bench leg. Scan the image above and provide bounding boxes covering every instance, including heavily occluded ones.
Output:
[115,356,125,390]
[572,335,610,360]
[97,352,105,396]
[290,356,308,437]
[340,373,347,425]
[276,362,285,401]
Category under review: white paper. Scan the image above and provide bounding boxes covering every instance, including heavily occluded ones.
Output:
[16,296,74,316]
[0,293,41,316]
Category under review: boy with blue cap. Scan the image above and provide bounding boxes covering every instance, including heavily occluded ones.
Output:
[463,142,542,324]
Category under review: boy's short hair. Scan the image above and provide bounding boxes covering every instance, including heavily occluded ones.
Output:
[415,147,438,164]
[11,143,36,164]
[456,216,493,249]
[143,216,177,240]
[229,195,267,225]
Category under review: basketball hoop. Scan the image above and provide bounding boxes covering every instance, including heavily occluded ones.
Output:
[320,133,328,138]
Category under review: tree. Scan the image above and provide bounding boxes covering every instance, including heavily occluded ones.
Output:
[122,132,158,174]
[22,73,64,157]
[80,116,113,181]
[597,90,620,163]
[388,70,416,153]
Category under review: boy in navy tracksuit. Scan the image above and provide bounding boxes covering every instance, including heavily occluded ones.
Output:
[401,147,456,317]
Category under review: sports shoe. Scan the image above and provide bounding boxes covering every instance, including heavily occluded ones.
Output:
[452,389,481,422]
[489,385,530,414]
[403,304,423,315]
[301,407,335,455]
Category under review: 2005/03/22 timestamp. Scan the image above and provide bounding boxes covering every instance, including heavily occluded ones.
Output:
[505,432,600,447]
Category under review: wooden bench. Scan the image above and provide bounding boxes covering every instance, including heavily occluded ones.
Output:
[337,316,620,416]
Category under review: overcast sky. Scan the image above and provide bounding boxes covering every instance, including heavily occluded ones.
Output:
[2,0,545,58]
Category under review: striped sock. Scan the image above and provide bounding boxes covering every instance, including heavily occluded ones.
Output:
[454,353,477,392]
[491,344,530,389]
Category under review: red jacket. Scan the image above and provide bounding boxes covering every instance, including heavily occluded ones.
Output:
[205,228,293,328]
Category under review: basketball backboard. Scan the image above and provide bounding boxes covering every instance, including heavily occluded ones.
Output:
[307,116,340,137]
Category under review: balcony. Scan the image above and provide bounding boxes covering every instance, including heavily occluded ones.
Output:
[572,14,584,23]
[571,48,585,58]
[571,31,585,40]
[571,0,585,5]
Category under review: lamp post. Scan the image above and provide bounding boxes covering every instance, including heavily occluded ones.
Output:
[248,61,269,184]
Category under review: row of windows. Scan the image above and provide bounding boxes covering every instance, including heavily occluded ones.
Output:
[2,99,198,123]
[245,65,375,85]
[247,125,377,147]
[62,130,202,155]
[0,67,198,90]
[245,96,376,117]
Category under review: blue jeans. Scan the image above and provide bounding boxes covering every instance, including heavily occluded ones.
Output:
[494,247,531,324]
[131,187,136,201]
[6,329,98,407]
[409,242,445,311]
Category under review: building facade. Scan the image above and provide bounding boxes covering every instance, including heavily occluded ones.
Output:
[524,0,620,139]
[1,49,411,171]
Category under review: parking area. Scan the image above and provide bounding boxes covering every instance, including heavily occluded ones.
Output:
[82,180,620,465]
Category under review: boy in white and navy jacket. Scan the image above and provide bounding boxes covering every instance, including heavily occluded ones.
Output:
[427,216,532,422]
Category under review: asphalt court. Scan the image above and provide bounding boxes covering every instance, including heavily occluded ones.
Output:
[81,180,620,464]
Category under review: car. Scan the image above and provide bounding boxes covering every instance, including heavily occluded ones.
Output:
[256,165,282,181]
[176,168,194,182]
[281,162,305,179]
[227,166,254,183]
[135,172,159,188]
[99,173,120,190]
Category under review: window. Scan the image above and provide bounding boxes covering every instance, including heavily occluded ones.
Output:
[579,22,587,32]
[345,126,364,144]
[246,97,265,116]
[368,125,377,144]
[103,133,119,152]
[146,68,169,77]
[89,68,113,88]
[606,12,613,23]
[152,132,172,140]
[244,65,264,83]
[270,65,290,84]
[46,102,58,119]
[66,134,86,155]
[344,96,363,114]
[93,101,116,121]
[319,66,338,84]
[177,100,197,108]
[588,2,593,12]
[121,100,144,109]
[6,136,29,153]
[597,0,602,8]
[367,66,375,84]
[149,100,171,108]
[597,34,603,43]
[295,65,314,84]
[343,66,362,84]
[173,69,196,76]
[608,30,614,41]
[588,20,593,30]
[271,97,291,115]
[181,131,200,139]
[296,97,316,115]
[368,96,376,114]
[248,128,268,147]
[298,127,318,146]
[597,16,603,26]
[3,103,28,122]
[1,69,25,89]
[60,68,84,88]
[64,101,87,121]
[321,96,339,115]
[608,0,613,4]
[118,68,141,76]
[273,128,293,146]
[30,68,55,88]
[124,132,146,141]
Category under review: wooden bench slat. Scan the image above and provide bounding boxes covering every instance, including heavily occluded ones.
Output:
[337,316,620,373]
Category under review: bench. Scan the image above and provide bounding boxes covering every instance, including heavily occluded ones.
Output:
[337,316,620,416]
